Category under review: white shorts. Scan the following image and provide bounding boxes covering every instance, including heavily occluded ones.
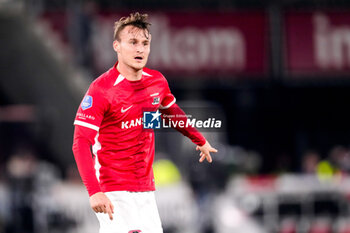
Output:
[96,191,163,233]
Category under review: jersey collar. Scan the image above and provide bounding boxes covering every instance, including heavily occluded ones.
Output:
[112,62,152,86]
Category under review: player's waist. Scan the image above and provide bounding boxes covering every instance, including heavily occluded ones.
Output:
[98,170,155,192]
[101,183,156,193]
[97,138,153,150]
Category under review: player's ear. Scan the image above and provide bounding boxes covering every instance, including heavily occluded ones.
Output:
[113,40,120,53]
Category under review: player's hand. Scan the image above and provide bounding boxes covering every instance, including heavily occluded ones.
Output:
[196,140,218,163]
[90,192,114,220]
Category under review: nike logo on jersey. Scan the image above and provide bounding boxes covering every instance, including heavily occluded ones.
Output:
[121,105,133,113]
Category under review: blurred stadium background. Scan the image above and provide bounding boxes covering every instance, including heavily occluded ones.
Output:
[1,0,350,232]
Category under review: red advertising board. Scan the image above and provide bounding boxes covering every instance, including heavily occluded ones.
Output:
[40,11,268,77]
[93,11,269,77]
[285,11,350,76]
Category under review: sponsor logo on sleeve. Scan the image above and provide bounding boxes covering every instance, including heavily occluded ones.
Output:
[76,113,95,121]
[81,95,93,110]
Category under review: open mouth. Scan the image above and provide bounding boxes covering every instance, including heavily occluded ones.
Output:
[135,56,143,60]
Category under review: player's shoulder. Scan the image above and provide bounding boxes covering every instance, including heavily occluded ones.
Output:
[90,68,116,90]
[143,67,164,78]
[143,67,167,82]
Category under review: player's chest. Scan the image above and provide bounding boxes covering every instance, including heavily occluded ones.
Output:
[109,86,162,119]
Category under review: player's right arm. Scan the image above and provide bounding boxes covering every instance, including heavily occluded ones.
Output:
[73,126,114,220]
[72,81,114,220]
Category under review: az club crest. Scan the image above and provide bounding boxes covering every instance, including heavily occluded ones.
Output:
[152,96,160,105]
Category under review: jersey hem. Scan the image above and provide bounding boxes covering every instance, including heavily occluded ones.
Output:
[102,185,156,193]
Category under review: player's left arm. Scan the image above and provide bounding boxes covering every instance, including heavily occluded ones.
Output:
[159,73,217,162]
[160,104,218,163]
[196,140,217,163]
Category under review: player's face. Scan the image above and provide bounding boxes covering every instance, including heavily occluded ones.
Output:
[113,25,151,71]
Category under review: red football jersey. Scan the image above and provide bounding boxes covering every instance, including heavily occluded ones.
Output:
[74,63,176,193]
[73,63,207,196]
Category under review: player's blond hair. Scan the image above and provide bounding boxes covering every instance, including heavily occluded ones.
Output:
[113,12,151,41]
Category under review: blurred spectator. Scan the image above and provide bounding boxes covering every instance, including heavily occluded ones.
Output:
[302,150,320,174]
[328,145,350,174]
[4,145,61,233]
[5,148,38,233]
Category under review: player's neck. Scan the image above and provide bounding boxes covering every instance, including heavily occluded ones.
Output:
[117,62,142,81]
